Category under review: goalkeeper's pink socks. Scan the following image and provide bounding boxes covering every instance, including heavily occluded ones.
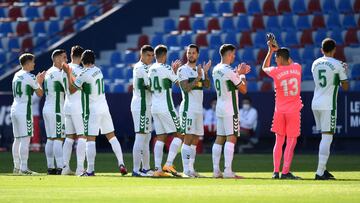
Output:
[273,135,298,174]
[273,134,285,173]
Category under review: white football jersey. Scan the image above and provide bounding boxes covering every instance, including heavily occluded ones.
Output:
[131,61,152,112]
[11,69,40,114]
[311,56,348,110]
[212,63,242,117]
[63,63,84,115]
[74,65,109,115]
[148,62,178,114]
[43,66,65,114]
[177,64,205,114]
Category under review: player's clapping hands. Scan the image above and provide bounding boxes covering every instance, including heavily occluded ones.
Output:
[236,62,251,75]
[62,62,71,74]
[171,59,182,73]
[36,71,46,85]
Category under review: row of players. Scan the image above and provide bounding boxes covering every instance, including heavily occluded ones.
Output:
[10,37,348,179]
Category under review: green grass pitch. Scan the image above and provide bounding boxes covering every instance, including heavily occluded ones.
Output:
[0,152,359,203]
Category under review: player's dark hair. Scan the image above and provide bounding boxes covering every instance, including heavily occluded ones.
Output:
[81,50,95,65]
[187,44,199,53]
[140,45,154,54]
[322,38,336,53]
[154,45,167,58]
[276,47,290,60]
[51,49,66,61]
[71,45,84,58]
[19,53,34,66]
[219,44,236,57]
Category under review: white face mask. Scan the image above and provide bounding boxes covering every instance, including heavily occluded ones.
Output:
[243,104,250,110]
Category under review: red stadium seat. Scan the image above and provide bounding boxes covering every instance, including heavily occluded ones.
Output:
[178,16,191,32]
[312,15,326,29]
[62,18,74,35]
[308,0,322,14]
[233,1,246,15]
[334,45,346,61]
[137,34,149,49]
[21,37,33,51]
[195,33,208,47]
[252,14,265,31]
[345,29,359,45]
[189,2,202,16]
[207,17,220,32]
[43,6,57,20]
[260,81,273,91]
[239,31,253,48]
[16,22,31,36]
[277,0,291,14]
[355,0,360,12]
[74,5,86,19]
[263,0,277,16]
[300,29,314,46]
[8,6,23,19]
[256,49,267,65]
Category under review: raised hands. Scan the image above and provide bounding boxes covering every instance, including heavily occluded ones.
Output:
[267,40,279,52]
[236,63,251,75]
[171,59,182,73]
[202,60,212,75]
[62,62,71,74]
[36,71,46,85]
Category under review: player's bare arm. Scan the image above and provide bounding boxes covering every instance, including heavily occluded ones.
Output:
[62,62,78,94]
[171,59,182,86]
[202,60,211,89]
[35,71,46,97]
[262,41,278,71]
[236,63,251,94]
[180,66,203,92]
[340,62,349,91]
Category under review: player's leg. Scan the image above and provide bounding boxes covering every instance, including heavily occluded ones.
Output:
[181,133,193,176]
[212,116,226,178]
[271,112,286,179]
[152,113,169,177]
[189,136,199,174]
[141,132,152,173]
[43,113,56,174]
[62,115,76,175]
[84,136,96,176]
[19,136,31,173]
[189,112,204,176]
[76,135,87,175]
[131,110,149,176]
[53,138,64,174]
[11,113,21,173]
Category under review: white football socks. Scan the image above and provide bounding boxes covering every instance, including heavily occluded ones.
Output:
[108,137,124,166]
[76,138,86,172]
[224,142,235,173]
[154,140,165,170]
[212,143,222,172]
[45,139,55,169]
[316,134,333,176]
[142,133,151,170]
[165,137,182,166]
[86,141,96,173]
[181,144,192,173]
[19,137,30,171]
[12,138,21,170]
[133,133,146,172]
[189,144,197,172]
[53,140,64,169]
[63,138,74,168]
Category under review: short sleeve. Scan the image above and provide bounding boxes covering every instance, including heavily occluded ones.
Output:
[337,62,348,81]
[226,69,242,87]
[28,74,40,90]
[177,67,189,82]
[74,70,86,89]
[263,66,276,78]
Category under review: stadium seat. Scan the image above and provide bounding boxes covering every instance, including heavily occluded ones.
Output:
[8,37,20,51]
[342,14,357,29]
[334,45,346,61]
[302,63,313,80]
[21,37,33,51]
[74,5,86,19]
[113,84,125,93]
[351,81,360,91]
[233,1,246,15]
[0,7,5,18]
[326,13,341,30]
[137,34,149,49]
[34,36,47,51]
[266,16,280,31]
[247,81,258,91]
[179,33,193,48]
[203,1,217,17]
[344,29,359,46]
[198,48,210,63]
[151,33,163,47]
[108,67,124,78]
[165,34,179,48]
[351,64,360,79]
[192,16,206,31]
[16,21,31,36]
[110,52,122,65]
[296,15,311,30]
[195,33,208,47]
[292,0,307,14]
[178,16,191,32]
[8,6,23,19]
[239,31,253,48]
[241,47,255,65]
[62,19,74,35]
[277,0,291,14]
[247,0,261,15]
[74,20,87,31]
[163,18,176,33]
[59,6,72,19]
[312,14,326,29]
[0,22,13,36]
[189,2,202,16]
[207,17,221,32]
[209,33,222,49]
[322,0,337,14]
[314,29,328,46]
[43,6,57,20]
[48,20,60,35]
[301,47,315,63]
[290,48,301,62]
[0,51,6,64]
[32,21,46,36]
[221,17,235,32]
[338,0,353,13]
[124,50,137,64]
[256,48,267,65]
[86,5,101,17]
[330,28,344,44]
[254,31,267,48]
[218,1,232,15]
[260,81,273,91]
[284,31,299,47]
[25,6,40,20]
[168,51,179,63]
[262,0,277,16]
[236,14,251,32]
[300,29,314,46]
[224,32,238,45]
[211,50,221,64]
[251,14,265,31]
[281,14,295,31]
[308,0,322,14]
[354,0,360,13]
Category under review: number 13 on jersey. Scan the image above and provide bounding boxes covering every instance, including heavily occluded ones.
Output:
[280,78,298,96]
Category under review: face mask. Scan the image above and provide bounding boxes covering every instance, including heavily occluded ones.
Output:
[243,104,250,110]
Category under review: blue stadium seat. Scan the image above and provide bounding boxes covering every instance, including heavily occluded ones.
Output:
[322,0,337,14]
[110,52,122,65]
[236,15,251,32]
[163,18,176,33]
[301,48,315,63]
[48,20,60,35]
[34,36,47,51]
[284,31,298,47]
[342,14,357,29]
[124,51,137,64]
[0,7,5,18]
[281,14,295,30]
[266,16,280,31]
[165,34,179,47]
[151,33,164,47]
[290,48,301,62]
[0,51,6,64]
[8,37,20,51]
[109,68,124,78]
[224,32,238,45]
[192,17,206,31]
[338,0,353,13]
[25,6,40,20]
[59,6,72,19]
[222,17,235,32]
[209,33,222,49]
[247,0,261,15]
[246,67,258,80]
[254,31,267,48]
[198,48,210,64]
[179,33,193,48]
[75,20,87,31]
[296,15,311,30]
[125,68,133,79]
[113,83,125,93]
[352,81,360,91]
[314,29,328,46]
[86,5,101,17]
[351,64,360,79]
[292,0,307,14]
[55,0,66,4]
[33,21,46,35]
[326,13,341,29]
[211,50,221,64]
[0,22,13,36]
[330,28,344,44]
[168,51,179,63]
[247,81,258,92]
[204,1,217,17]
[241,48,255,65]
[218,1,232,14]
